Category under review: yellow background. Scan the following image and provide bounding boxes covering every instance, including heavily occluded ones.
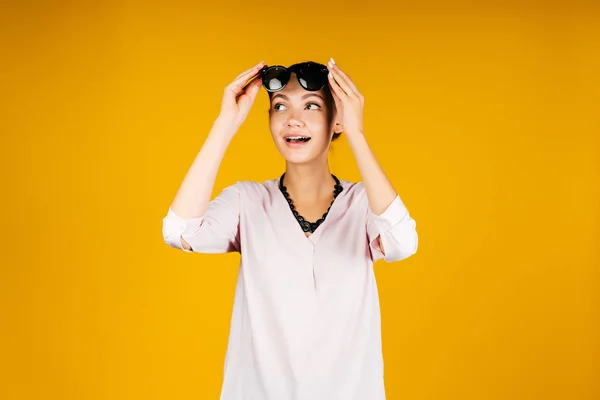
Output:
[1,1,598,399]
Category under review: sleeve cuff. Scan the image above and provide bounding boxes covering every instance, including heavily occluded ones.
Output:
[163,207,205,252]
[367,194,412,262]
[368,194,409,230]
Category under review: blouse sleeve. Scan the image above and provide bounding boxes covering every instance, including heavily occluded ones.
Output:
[162,183,241,254]
[366,193,418,263]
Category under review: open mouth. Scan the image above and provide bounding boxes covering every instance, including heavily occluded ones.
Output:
[285,136,311,143]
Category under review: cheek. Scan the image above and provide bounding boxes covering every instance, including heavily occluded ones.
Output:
[306,113,331,136]
[269,113,284,128]
[268,115,279,133]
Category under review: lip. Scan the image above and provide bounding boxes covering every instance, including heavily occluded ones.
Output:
[284,139,310,149]
[282,132,312,149]
[283,132,311,140]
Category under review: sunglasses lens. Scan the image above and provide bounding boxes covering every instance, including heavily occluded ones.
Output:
[263,67,290,91]
[298,64,327,91]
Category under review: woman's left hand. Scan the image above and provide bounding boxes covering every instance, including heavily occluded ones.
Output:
[327,58,365,137]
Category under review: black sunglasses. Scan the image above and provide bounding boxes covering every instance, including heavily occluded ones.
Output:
[261,62,329,93]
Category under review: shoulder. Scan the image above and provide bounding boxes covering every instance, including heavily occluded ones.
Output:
[338,179,368,203]
[225,177,369,204]
[226,178,279,199]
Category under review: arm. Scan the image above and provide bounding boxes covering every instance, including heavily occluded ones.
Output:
[163,117,239,252]
[169,117,237,251]
[163,61,264,252]
[327,59,418,262]
[346,132,398,216]
[163,181,241,253]
[349,134,418,263]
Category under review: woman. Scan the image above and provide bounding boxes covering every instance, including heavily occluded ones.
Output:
[162,59,418,400]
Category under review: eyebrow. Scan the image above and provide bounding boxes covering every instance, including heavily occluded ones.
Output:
[271,93,325,102]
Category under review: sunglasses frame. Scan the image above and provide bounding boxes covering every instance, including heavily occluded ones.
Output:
[260,62,330,93]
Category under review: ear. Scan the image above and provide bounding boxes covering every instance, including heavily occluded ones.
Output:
[331,102,343,132]
[333,120,343,135]
[330,106,341,128]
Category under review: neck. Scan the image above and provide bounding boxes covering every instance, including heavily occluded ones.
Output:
[283,161,335,204]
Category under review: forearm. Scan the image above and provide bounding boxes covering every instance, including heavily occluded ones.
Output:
[170,117,237,219]
[346,132,398,215]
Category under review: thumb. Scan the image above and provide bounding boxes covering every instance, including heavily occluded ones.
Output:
[238,81,261,116]
[248,78,261,100]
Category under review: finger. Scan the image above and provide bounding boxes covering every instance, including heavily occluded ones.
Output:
[230,71,261,96]
[328,77,343,109]
[239,81,260,105]
[328,70,348,100]
[238,79,262,115]
[328,61,360,98]
[234,61,264,81]
[328,67,353,97]
[233,67,262,90]
[246,77,262,100]
[229,62,264,92]
[239,75,262,96]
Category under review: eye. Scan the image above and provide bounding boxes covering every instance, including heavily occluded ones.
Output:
[272,102,321,111]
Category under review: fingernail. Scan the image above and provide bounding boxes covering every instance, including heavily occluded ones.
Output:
[330,57,336,64]
[328,72,333,79]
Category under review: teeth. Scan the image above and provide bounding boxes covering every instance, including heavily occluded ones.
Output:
[285,135,311,143]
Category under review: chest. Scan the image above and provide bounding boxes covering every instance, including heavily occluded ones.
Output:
[292,197,335,224]
[238,198,371,293]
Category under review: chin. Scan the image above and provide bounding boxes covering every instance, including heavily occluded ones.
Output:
[281,151,316,165]
[273,138,328,164]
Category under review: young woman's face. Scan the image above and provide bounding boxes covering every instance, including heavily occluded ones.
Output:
[268,73,338,165]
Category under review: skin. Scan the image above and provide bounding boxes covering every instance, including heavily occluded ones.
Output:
[267,73,343,236]
[170,59,398,252]
[267,59,398,250]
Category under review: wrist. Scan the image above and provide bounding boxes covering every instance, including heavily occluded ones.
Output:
[213,115,239,137]
[345,130,369,153]
[345,129,365,141]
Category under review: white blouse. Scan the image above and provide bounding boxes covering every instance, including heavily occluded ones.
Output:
[162,177,418,400]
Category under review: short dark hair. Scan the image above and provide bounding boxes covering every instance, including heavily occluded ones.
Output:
[267,63,342,141]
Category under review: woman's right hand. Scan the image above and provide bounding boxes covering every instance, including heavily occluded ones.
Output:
[218,61,264,130]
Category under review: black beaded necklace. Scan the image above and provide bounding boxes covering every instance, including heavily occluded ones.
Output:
[279,172,344,234]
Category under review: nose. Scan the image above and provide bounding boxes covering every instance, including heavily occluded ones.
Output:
[286,108,304,128]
